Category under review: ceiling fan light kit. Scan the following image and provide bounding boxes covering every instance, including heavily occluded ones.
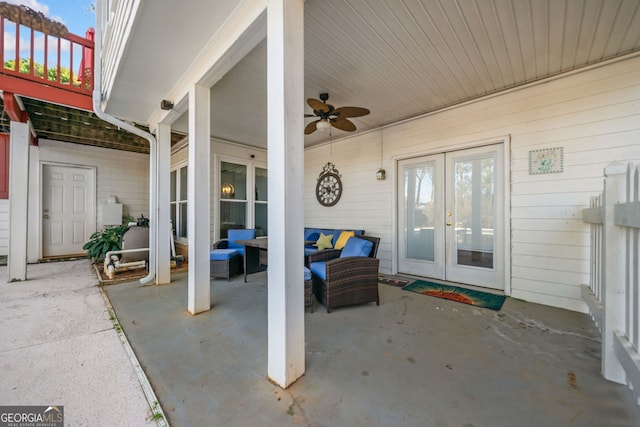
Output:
[304,93,370,135]
[316,119,332,132]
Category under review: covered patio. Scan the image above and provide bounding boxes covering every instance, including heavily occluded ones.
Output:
[104,272,640,427]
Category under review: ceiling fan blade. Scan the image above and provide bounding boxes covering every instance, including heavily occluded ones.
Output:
[331,117,357,132]
[305,120,319,135]
[304,114,316,117]
[333,106,370,118]
[307,98,332,114]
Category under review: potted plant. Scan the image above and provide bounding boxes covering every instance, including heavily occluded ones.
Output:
[82,214,134,263]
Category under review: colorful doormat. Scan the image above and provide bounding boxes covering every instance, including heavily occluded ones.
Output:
[402,280,505,310]
[379,275,412,287]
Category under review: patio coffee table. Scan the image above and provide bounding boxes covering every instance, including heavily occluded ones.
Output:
[236,238,314,282]
[235,238,268,282]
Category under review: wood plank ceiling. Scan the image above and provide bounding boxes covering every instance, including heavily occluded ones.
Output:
[198,0,640,148]
[5,0,640,152]
[300,0,640,145]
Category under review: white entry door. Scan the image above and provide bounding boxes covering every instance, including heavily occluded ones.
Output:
[42,164,95,257]
[398,144,504,290]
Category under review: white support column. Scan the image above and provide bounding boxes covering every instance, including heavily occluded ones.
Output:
[7,121,30,282]
[187,84,211,315]
[267,0,305,388]
[601,162,627,383]
[156,122,172,284]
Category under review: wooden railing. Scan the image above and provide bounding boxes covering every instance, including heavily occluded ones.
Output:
[0,15,94,108]
[582,162,640,404]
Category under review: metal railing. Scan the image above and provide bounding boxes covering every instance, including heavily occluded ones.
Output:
[582,162,640,404]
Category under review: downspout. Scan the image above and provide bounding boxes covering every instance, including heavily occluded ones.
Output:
[93,7,157,285]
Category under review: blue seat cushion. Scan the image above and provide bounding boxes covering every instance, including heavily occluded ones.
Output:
[340,237,373,258]
[309,262,326,280]
[304,247,318,257]
[227,229,256,256]
[303,266,312,281]
[210,249,239,261]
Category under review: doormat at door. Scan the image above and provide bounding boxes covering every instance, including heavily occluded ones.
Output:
[379,275,413,287]
[402,280,505,311]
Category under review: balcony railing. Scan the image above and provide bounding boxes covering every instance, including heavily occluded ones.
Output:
[0,11,94,110]
[582,162,640,405]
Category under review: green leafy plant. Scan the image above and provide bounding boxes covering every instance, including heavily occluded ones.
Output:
[82,224,129,263]
[3,58,81,85]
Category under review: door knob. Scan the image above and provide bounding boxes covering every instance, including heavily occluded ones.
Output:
[43,215,49,219]
[446,211,452,217]
[446,221,452,226]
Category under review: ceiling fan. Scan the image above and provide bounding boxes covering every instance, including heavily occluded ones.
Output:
[304,93,370,135]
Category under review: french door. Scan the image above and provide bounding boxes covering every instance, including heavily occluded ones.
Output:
[397,144,504,290]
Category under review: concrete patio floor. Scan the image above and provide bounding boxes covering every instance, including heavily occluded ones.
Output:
[0,261,155,426]
[104,271,640,427]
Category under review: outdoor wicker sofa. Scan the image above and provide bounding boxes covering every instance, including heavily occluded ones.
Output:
[308,235,380,313]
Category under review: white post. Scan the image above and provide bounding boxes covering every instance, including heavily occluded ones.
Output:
[7,121,30,282]
[156,122,172,284]
[187,84,211,315]
[602,162,627,383]
[267,0,306,388]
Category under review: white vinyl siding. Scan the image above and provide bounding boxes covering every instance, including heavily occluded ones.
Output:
[26,139,149,262]
[304,55,640,313]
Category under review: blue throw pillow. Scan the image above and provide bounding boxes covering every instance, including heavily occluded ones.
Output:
[340,237,373,258]
[305,230,320,242]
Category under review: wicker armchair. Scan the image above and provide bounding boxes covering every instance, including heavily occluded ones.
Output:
[210,229,256,281]
[308,235,380,313]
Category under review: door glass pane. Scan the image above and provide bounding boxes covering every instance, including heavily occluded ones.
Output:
[220,201,246,239]
[221,162,247,200]
[255,203,267,236]
[179,166,188,201]
[255,167,268,201]
[170,204,176,235]
[453,156,494,269]
[404,162,435,261]
[179,202,188,238]
[170,171,176,202]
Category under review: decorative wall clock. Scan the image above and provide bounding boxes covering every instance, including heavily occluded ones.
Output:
[316,162,342,207]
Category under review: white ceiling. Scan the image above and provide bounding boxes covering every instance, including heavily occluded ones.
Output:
[107,0,640,148]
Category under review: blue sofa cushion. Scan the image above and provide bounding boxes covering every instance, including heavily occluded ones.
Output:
[304,228,365,247]
[303,266,312,281]
[304,247,319,256]
[309,262,326,280]
[227,229,256,256]
[210,249,239,261]
[340,237,373,258]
